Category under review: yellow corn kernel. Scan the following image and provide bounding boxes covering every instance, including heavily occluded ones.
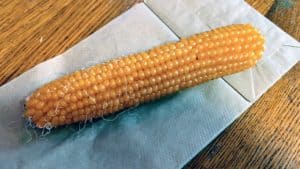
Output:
[25,24,265,128]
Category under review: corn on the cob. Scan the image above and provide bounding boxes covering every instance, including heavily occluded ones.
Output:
[24,24,264,128]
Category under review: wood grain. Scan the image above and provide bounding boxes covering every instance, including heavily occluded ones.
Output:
[267,0,300,40]
[246,0,275,15]
[0,0,141,86]
[0,0,299,168]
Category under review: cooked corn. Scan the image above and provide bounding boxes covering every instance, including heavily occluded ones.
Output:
[25,24,265,128]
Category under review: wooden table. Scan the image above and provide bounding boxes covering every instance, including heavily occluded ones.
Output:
[0,0,299,168]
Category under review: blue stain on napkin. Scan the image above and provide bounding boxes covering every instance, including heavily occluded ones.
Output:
[0,79,249,169]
